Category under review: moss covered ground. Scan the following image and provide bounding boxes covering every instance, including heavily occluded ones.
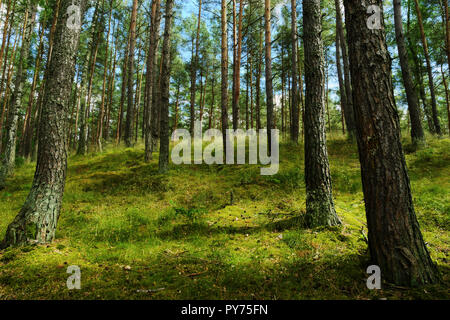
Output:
[0,133,448,300]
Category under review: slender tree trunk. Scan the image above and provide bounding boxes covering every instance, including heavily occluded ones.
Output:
[264,0,274,152]
[443,0,450,70]
[394,0,425,145]
[232,0,244,131]
[344,0,440,286]
[303,0,340,228]
[97,0,113,152]
[413,0,441,135]
[158,0,174,173]
[1,0,86,248]
[124,0,138,147]
[22,21,45,160]
[255,22,262,131]
[144,0,161,162]
[0,4,37,189]
[442,64,450,136]
[335,0,355,140]
[291,0,299,142]
[116,32,131,145]
[77,1,101,154]
[221,0,229,149]
[189,0,202,136]
[336,31,347,136]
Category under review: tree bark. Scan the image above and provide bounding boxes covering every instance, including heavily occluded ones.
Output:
[124,0,138,147]
[344,0,440,286]
[221,0,229,149]
[158,0,174,173]
[303,0,340,228]
[264,0,274,152]
[1,0,86,248]
[144,0,161,162]
[290,0,299,143]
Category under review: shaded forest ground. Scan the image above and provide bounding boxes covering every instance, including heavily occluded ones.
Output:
[0,133,448,300]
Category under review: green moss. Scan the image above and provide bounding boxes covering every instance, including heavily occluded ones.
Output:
[0,136,448,300]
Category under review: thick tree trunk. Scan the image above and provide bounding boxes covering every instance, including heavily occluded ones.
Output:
[413,0,441,135]
[158,0,174,173]
[124,0,138,147]
[1,0,86,248]
[393,0,425,144]
[303,0,340,228]
[344,0,440,286]
[0,4,37,189]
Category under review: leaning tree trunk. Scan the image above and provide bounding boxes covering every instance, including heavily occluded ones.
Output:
[1,0,86,248]
[303,0,341,228]
[344,0,440,286]
[393,0,425,145]
[158,0,174,173]
[0,4,37,189]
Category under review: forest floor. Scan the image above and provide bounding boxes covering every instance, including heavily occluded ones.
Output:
[0,133,449,300]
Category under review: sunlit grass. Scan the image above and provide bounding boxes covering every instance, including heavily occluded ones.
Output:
[0,134,448,299]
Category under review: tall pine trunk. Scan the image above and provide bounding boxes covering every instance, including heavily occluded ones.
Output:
[158,0,175,173]
[303,0,340,228]
[221,0,229,150]
[393,0,425,145]
[264,0,274,152]
[124,0,138,147]
[413,0,441,135]
[144,0,161,162]
[344,0,440,286]
[1,0,86,248]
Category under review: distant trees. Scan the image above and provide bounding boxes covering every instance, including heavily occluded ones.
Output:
[0,3,37,189]
[393,0,425,145]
